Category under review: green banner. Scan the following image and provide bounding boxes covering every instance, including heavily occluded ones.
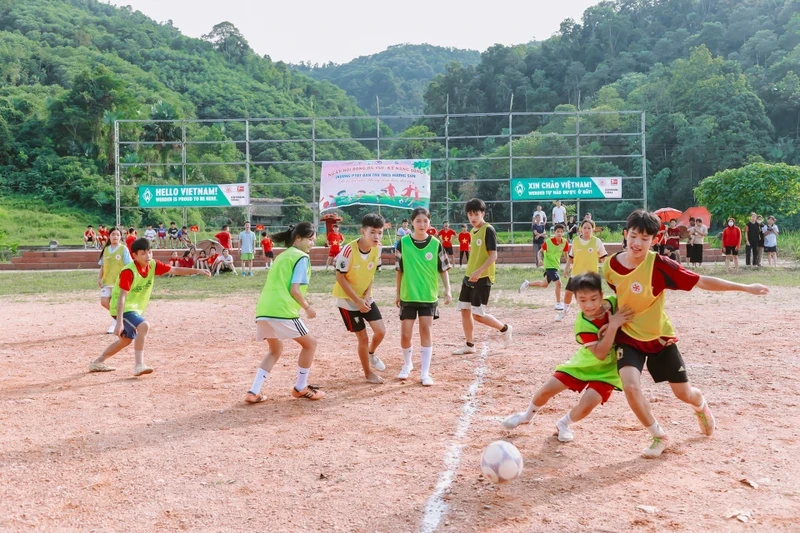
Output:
[138,183,249,207]
[511,177,622,200]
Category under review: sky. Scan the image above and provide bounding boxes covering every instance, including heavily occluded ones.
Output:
[106,0,601,64]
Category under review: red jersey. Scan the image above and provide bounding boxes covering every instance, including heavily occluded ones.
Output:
[261,237,273,252]
[722,226,742,248]
[426,228,437,236]
[577,310,612,346]
[215,231,232,250]
[126,234,136,252]
[541,237,571,254]
[327,232,344,253]
[98,229,109,240]
[458,231,471,252]
[206,253,220,266]
[666,228,681,249]
[438,228,456,247]
[84,229,95,239]
[179,257,194,268]
[118,260,172,291]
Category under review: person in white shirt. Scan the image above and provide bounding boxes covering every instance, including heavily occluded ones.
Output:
[690,218,708,267]
[763,216,779,267]
[214,248,238,276]
[551,200,567,226]
[533,205,547,228]
[144,225,157,247]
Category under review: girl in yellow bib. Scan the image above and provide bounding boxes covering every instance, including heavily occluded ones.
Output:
[605,210,769,458]
[245,223,324,403]
[559,220,608,322]
[97,227,132,334]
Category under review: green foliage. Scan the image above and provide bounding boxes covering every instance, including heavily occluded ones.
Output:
[695,162,800,226]
[281,196,313,225]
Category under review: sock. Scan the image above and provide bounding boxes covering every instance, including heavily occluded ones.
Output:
[558,413,573,427]
[402,347,413,367]
[500,324,508,333]
[250,368,269,394]
[420,346,432,377]
[466,342,475,348]
[295,366,310,391]
[646,421,666,438]
[524,403,540,418]
[692,396,706,412]
[110,318,117,327]
[134,350,144,366]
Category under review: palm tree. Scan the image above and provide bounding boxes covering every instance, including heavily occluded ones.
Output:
[141,101,181,181]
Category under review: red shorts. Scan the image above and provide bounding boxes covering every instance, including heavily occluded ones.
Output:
[329,248,340,258]
[553,371,615,404]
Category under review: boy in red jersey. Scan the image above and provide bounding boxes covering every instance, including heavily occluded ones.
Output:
[261,231,274,269]
[457,224,471,266]
[326,224,344,270]
[438,221,456,263]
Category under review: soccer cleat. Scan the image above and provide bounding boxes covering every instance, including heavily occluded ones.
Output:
[133,364,154,377]
[421,374,434,386]
[451,345,477,355]
[88,361,115,372]
[556,421,574,443]
[555,302,565,311]
[501,411,534,430]
[369,354,386,371]
[519,280,530,293]
[694,399,716,436]
[292,385,325,400]
[502,324,513,348]
[244,391,264,404]
[397,365,413,380]
[641,434,670,458]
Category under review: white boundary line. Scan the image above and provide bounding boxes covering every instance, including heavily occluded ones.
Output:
[419,341,489,533]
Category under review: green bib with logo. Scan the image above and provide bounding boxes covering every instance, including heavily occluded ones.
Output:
[256,246,310,319]
[110,260,156,317]
[399,235,439,303]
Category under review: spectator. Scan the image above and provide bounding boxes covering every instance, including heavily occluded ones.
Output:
[83,225,97,249]
[566,216,578,241]
[551,200,567,228]
[664,245,680,262]
[144,224,157,247]
[179,249,195,268]
[763,216,779,267]
[196,249,209,271]
[622,227,628,250]
[665,219,682,263]
[395,219,411,248]
[215,224,233,250]
[167,222,179,247]
[326,223,344,270]
[722,217,742,271]
[756,214,765,266]
[168,251,180,268]
[238,221,257,276]
[214,248,238,276]
[426,224,438,236]
[458,224,471,266]
[261,231,274,270]
[531,214,546,267]
[156,222,167,249]
[533,204,547,228]
[178,226,192,248]
[206,247,220,271]
[583,212,592,221]
[691,217,708,267]
[654,220,667,255]
[97,224,109,247]
[125,227,137,254]
[745,212,761,267]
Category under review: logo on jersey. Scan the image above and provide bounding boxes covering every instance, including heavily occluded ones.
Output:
[616,347,624,360]
[425,252,433,261]
[337,260,347,270]
[588,248,594,253]
[367,262,374,270]
[115,254,121,261]
[476,239,483,246]
[630,282,644,294]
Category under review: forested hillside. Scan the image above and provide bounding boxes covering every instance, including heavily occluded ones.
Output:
[295,44,481,116]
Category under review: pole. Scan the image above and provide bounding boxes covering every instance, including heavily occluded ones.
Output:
[509,95,514,244]
[576,109,581,222]
[311,116,318,228]
[181,121,187,227]
[376,96,381,217]
[445,94,450,224]
[114,120,121,227]
[641,111,647,211]
[245,119,251,222]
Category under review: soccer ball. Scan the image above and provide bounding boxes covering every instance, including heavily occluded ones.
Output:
[480,440,523,483]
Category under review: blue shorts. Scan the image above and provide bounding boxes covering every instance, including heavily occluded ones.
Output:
[116,311,146,339]
[544,268,560,283]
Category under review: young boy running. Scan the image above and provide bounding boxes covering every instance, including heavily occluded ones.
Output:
[557,220,607,322]
[453,198,513,355]
[326,224,344,270]
[520,223,570,311]
[333,213,387,384]
[88,238,210,376]
[458,224,471,266]
[438,221,456,262]
[502,273,634,442]
[395,207,452,385]
[261,231,274,269]
[605,210,769,458]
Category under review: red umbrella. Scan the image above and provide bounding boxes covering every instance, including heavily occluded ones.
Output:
[678,206,712,228]
[653,207,683,223]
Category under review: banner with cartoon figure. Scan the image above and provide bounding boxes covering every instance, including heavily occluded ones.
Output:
[319,160,431,212]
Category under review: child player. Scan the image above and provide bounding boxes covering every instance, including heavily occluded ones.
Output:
[438,221,456,264]
[156,222,167,249]
[458,224,471,266]
[333,213,387,384]
[453,198,513,355]
[326,223,344,270]
[502,273,634,442]
[395,207,452,385]
[97,227,132,334]
[261,231,274,269]
[520,223,570,312]
[88,238,210,376]
[245,222,324,403]
[605,210,769,458]
[558,219,607,322]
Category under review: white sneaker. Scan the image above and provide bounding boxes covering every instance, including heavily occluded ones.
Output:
[452,345,477,355]
[642,434,669,458]
[555,302,565,311]
[501,324,513,348]
[519,280,530,293]
[369,354,386,372]
[133,364,154,377]
[421,374,434,386]
[106,319,117,334]
[397,365,413,380]
[556,421,574,442]
[501,411,533,430]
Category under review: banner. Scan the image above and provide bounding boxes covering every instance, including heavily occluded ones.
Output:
[319,160,431,212]
[138,183,249,207]
[511,177,622,200]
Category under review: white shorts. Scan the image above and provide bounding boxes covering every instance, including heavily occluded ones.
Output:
[100,286,113,298]
[457,301,487,316]
[256,317,309,340]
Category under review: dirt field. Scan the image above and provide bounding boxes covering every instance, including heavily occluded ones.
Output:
[1,284,799,532]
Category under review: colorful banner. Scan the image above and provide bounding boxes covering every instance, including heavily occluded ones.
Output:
[138,183,249,207]
[319,160,431,211]
[511,177,622,200]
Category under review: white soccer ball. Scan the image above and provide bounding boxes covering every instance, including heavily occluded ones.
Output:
[480,440,523,484]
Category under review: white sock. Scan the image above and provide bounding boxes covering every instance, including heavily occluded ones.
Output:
[295,366,310,391]
[524,404,540,419]
[558,413,573,427]
[402,347,413,367]
[692,396,706,412]
[250,368,269,394]
[646,421,666,437]
[109,318,117,327]
[134,350,144,366]
[420,346,432,377]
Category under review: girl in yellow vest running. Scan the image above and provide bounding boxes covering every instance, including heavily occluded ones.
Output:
[558,219,608,322]
[245,223,324,403]
[88,237,210,376]
[332,213,387,384]
[605,210,769,458]
[97,227,132,334]
[395,207,452,386]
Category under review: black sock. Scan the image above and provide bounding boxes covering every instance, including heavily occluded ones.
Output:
[466,342,474,348]
[500,325,508,333]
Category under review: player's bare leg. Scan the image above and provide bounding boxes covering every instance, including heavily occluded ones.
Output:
[132,321,152,376]
[245,338,283,403]
[502,377,567,429]
[620,366,670,457]
[355,329,383,383]
[89,336,132,372]
[367,319,386,372]
[670,381,715,436]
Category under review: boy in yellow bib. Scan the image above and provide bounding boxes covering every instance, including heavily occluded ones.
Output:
[605,210,769,458]
[333,214,387,384]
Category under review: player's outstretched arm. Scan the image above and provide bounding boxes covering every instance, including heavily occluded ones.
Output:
[170,266,212,278]
[696,276,769,295]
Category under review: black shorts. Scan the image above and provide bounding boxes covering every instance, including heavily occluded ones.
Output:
[544,268,560,283]
[399,302,439,320]
[764,246,777,253]
[724,246,739,256]
[617,343,688,383]
[338,302,382,332]
[458,278,492,308]
[565,276,579,293]
[264,251,274,258]
[443,245,454,256]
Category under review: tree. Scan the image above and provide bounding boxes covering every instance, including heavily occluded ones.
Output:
[141,101,181,181]
[694,162,800,225]
[281,196,313,225]
[202,22,251,63]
